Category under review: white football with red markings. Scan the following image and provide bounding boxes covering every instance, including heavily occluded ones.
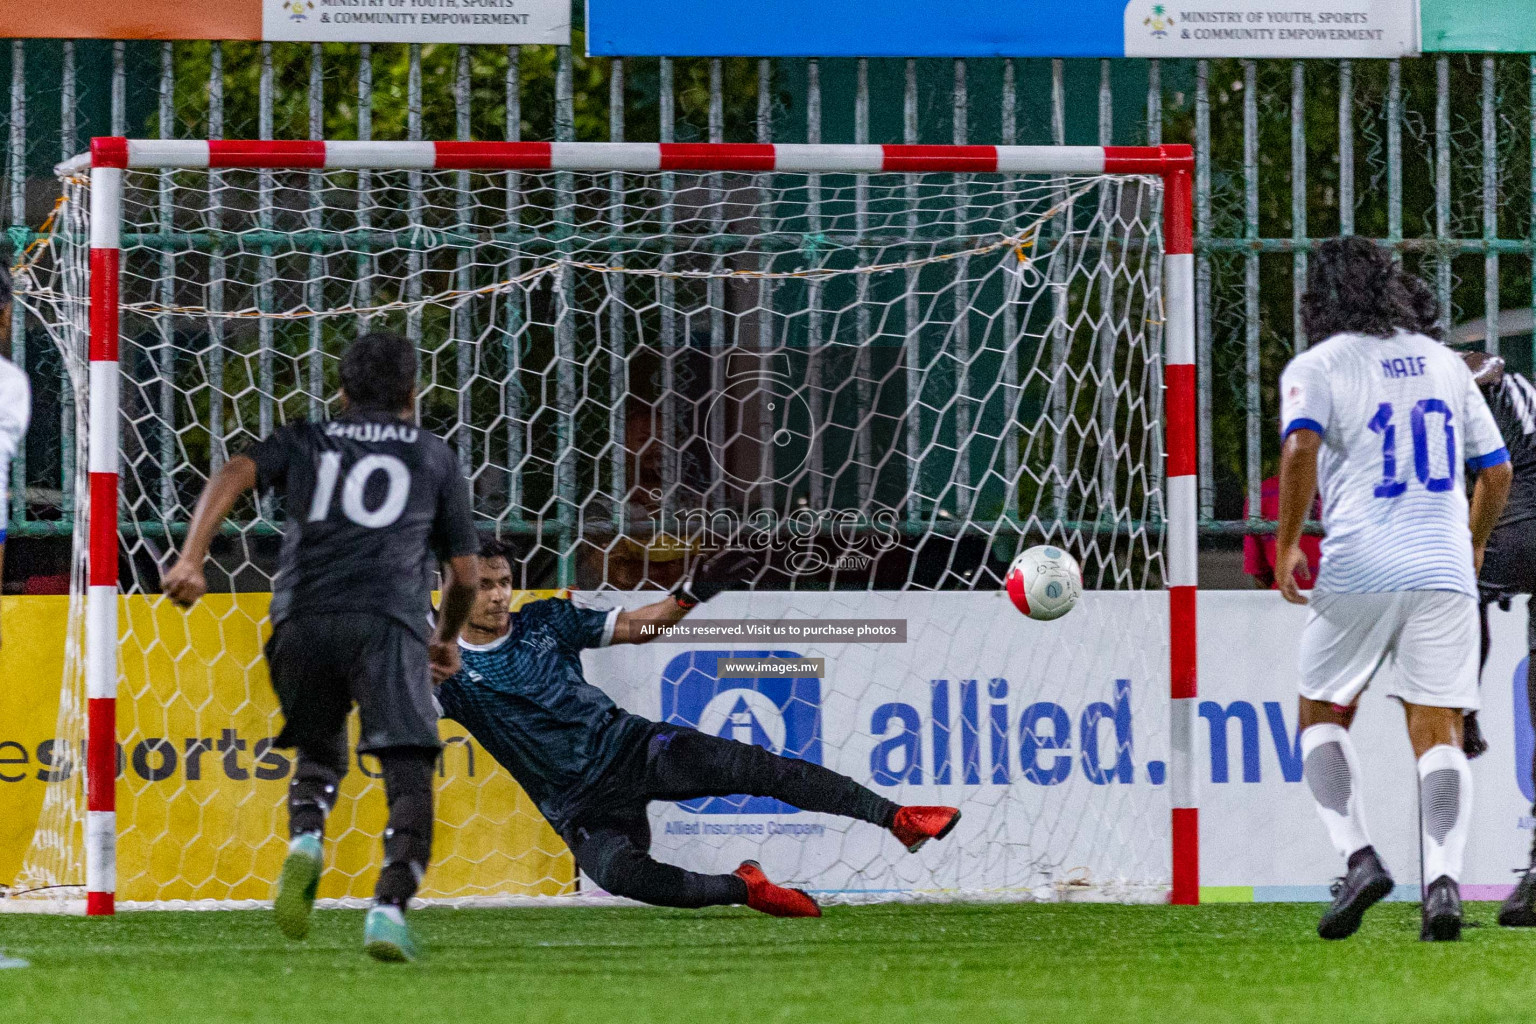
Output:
[1004,545,1082,622]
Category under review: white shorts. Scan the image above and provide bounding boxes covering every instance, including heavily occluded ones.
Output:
[1298,591,1480,711]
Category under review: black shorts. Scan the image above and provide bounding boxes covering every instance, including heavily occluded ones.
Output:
[1481,519,1536,599]
[265,612,442,757]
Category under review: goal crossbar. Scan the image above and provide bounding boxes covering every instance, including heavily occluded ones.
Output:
[63,137,1198,915]
[62,138,1192,177]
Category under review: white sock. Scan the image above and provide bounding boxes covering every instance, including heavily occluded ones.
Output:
[1418,744,1472,884]
[1301,724,1373,861]
[372,903,406,925]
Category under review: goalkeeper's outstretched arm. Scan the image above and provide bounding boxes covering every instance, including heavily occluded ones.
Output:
[610,593,691,645]
[610,548,760,645]
[162,454,259,609]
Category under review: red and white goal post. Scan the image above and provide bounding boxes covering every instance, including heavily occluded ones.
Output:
[23,138,1195,914]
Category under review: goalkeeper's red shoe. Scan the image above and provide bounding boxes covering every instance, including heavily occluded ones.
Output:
[891,806,961,853]
[733,860,822,918]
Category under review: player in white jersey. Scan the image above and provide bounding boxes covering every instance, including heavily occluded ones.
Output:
[1274,239,1511,942]
[0,266,32,651]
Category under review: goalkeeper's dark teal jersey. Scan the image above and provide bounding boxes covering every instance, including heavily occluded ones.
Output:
[436,597,648,830]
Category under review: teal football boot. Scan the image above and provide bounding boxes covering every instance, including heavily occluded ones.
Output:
[273,833,323,940]
[363,906,421,963]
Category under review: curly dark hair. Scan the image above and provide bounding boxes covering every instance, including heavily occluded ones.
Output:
[1396,268,1443,341]
[1300,237,1421,346]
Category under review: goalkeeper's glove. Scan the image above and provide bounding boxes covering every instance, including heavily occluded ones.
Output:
[670,548,761,610]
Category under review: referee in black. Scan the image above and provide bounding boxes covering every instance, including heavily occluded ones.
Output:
[1462,348,1536,926]
[1404,272,1536,927]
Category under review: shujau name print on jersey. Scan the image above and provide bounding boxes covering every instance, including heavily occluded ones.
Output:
[324,420,419,443]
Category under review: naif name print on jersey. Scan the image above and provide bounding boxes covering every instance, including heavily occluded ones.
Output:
[1380,357,1428,379]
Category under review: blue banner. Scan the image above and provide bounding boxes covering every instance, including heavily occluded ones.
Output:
[585,0,1420,59]
[585,0,1130,58]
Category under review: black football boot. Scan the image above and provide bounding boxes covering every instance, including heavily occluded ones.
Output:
[1498,867,1536,927]
[1420,875,1463,942]
[1318,846,1394,940]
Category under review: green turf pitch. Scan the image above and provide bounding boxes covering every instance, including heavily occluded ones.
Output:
[3,902,1535,1023]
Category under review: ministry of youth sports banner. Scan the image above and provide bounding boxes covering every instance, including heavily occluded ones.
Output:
[582,589,1535,902]
[0,0,569,45]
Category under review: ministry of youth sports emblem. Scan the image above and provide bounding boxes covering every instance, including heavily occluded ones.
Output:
[1143,4,1176,38]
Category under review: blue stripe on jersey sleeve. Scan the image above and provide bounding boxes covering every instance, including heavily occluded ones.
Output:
[1468,446,1511,470]
[1282,418,1326,440]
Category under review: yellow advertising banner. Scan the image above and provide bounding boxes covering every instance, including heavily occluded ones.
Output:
[0,596,70,893]
[0,592,573,904]
[0,0,570,45]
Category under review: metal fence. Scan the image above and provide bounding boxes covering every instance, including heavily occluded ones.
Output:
[3,38,1534,576]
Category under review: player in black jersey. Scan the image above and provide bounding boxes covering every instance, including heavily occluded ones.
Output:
[162,332,480,962]
[438,540,961,918]
[1400,272,1503,763]
[1461,349,1536,926]
[1419,258,1536,925]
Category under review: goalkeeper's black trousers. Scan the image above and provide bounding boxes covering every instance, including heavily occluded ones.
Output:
[561,723,900,908]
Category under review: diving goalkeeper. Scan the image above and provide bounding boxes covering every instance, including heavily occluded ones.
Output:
[437,541,960,917]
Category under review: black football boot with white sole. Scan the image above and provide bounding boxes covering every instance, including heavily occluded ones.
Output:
[1420,875,1463,942]
[1317,846,1394,940]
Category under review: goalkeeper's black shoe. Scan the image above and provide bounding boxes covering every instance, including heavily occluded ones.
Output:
[1498,868,1536,927]
[1317,846,1394,940]
[1421,875,1463,942]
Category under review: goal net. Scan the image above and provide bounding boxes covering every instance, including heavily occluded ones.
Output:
[12,139,1195,912]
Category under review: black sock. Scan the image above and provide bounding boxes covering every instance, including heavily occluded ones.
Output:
[289,750,346,840]
[374,748,438,910]
[375,862,421,910]
[1527,805,1536,868]
[609,865,748,908]
[1347,845,1377,872]
[568,820,752,909]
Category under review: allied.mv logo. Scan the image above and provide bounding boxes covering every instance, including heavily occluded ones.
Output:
[661,650,822,814]
[699,688,788,753]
